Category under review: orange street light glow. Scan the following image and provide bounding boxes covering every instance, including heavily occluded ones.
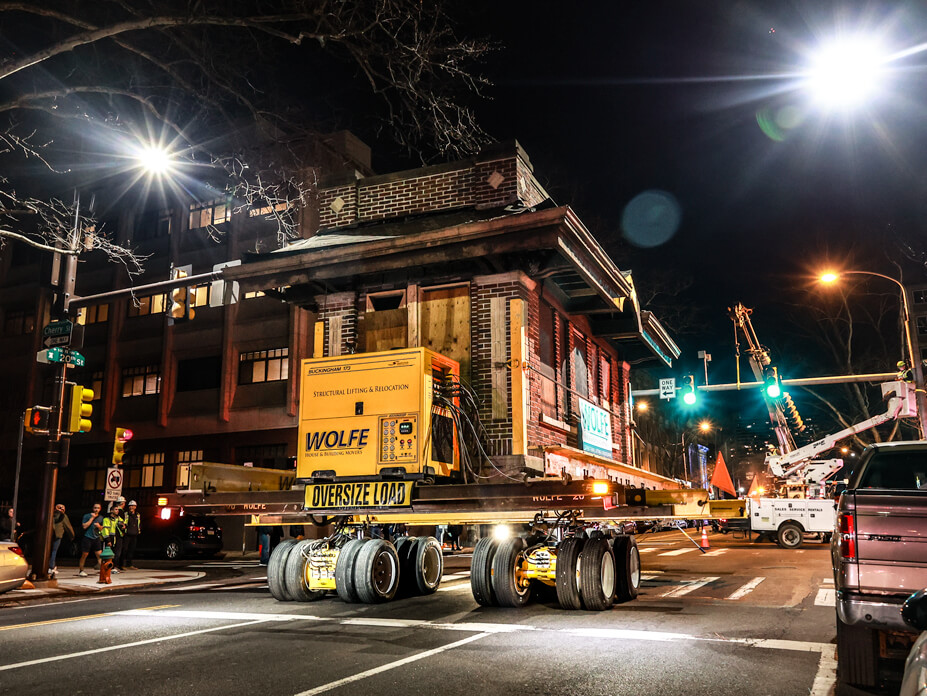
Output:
[820,272,839,283]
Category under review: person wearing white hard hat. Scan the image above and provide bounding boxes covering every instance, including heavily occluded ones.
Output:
[123,501,141,569]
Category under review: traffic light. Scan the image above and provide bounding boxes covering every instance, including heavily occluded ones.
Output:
[24,406,52,434]
[169,266,194,323]
[764,367,782,399]
[112,427,133,465]
[682,375,697,405]
[64,383,94,433]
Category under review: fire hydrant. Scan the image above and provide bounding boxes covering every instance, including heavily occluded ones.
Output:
[98,546,114,584]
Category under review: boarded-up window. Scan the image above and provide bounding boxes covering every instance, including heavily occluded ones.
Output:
[539,302,555,368]
[600,355,611,409]
[572,335,588,399]
[420,285,470,380]
[363,308,408,352]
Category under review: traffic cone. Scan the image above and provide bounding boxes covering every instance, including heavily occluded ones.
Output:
[700,526,710,550]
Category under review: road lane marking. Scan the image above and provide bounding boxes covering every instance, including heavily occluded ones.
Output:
[811,647,838,696]
[658,548,695,556]
[661,577,720,598]
[727,577,766,600]
[0,618,270,672]
[0,604,178,632]
[442,572,470,580]
[291,633,491,696]
[437,582,471,592]
[815,589,836,606]
[113,609,323,622]
[638,548,657,554]
[702,549,728,557]
[159,583,223,592]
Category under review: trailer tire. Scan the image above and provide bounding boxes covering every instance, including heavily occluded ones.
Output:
[335,538,367,603]
[835,616,878,692]
[491,537,531,608]
[579,537,615,611]
[777,522,804,549]
[412,536,443,595]
[470,537,499,607]
[555,536,585,610]
[267,539,298,601]
[353,539,400,604]
[284,540,326,602]
[395,536,419,595]
[613,536,641,603]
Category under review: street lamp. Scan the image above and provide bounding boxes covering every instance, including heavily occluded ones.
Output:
[805,36,888,110]
[819,269,927,437]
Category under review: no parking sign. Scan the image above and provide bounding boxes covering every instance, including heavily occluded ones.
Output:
[104,467,123,502]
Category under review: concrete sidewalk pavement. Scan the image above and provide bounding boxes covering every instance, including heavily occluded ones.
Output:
[3,567,205,603]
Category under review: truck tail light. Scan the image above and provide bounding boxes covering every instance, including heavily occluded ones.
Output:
[838,512,856,561]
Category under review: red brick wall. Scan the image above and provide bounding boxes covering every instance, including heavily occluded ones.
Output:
[316,292,357,356]
[317,144,547,231]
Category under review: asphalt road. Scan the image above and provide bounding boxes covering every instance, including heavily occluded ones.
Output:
[0,531,837,696]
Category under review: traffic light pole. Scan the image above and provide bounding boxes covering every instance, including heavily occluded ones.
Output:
[10,412,24,543]
[30,196,81,582]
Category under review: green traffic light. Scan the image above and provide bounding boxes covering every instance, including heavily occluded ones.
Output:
[766,382,782,398]
[683,391,697,405]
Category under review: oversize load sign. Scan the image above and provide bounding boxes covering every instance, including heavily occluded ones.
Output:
[305,481,414,510]
[578,397,613,458]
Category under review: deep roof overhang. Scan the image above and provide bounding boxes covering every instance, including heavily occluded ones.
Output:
[225,205,680,366]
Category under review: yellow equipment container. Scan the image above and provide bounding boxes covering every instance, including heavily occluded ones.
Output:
[297,348,460,481]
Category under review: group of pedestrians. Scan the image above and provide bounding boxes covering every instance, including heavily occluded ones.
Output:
[76,498,142,577]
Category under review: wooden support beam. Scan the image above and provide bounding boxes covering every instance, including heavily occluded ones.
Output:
[509,298,528,456]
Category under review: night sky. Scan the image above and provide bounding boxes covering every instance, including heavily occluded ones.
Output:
[445,2,927,431]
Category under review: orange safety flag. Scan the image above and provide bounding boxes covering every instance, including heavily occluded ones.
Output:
[710,452,737,497]
[746,475,763,497]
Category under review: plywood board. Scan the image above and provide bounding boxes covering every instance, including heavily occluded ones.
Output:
[490,297,508,419]
[421,285,470,380]
[510,298,528,456]
[364,308,408,352]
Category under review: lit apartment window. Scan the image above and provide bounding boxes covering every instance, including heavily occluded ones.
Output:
[3,310,35,335]
[127,293,167,317]
[136,453,164,488]
[176,450,204,488]
[189,198,231,230]
[82,458,107,491]
[244,290,265,299]
[248,201,289,217]
[122,365,161,397]
[77,304,109,325]
[239,348,289,384]
[191,283,211,308]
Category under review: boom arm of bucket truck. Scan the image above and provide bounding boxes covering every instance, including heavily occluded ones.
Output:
[765,381,917,480]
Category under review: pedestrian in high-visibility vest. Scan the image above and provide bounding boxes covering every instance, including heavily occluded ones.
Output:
[100,507,123,572]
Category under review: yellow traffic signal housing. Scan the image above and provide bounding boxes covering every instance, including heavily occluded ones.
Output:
[65,383,94,433]
[112,426,133,465]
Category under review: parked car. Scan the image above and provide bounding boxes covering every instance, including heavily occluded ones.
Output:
[136,511,223,560]
[0,541,28,593]
[901,588,927,696]
[832,441,927,694]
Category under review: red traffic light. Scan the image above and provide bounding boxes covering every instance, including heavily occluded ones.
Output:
[117,427,133,442]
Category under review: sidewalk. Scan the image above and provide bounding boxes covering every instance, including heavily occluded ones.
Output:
[3,567,205,602]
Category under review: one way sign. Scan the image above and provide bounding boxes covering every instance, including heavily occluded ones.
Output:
[659,378,676,400]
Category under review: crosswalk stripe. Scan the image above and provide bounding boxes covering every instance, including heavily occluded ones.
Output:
[661,576,720,598]
[815,588,836,607]
[727,577,765,600]
[659,548,696,557]
[702,549,728,557]
[638,548,657,554]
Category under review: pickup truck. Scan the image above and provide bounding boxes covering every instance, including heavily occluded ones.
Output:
[833,441,927,694]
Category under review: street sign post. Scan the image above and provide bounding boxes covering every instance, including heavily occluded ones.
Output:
[36,347,85,367]
[104,467,123,502]
[659,378,676,400]
[42,320,73,339]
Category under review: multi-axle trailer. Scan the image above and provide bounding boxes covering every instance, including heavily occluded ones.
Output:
[161,478,742,611]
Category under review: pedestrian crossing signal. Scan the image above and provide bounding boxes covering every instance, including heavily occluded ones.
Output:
[25,406,52,434]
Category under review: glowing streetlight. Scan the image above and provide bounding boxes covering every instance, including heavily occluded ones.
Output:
[136,145,174,175]
[806,36,887,110]
[636,401,649,412]
[698,421,712,432]
[818,269,927,437]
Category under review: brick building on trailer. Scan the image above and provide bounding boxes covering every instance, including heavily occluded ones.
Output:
[0,136,680,554]
[228,140,681,489]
